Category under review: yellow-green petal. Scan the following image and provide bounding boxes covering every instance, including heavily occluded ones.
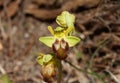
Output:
[48,26,54,36]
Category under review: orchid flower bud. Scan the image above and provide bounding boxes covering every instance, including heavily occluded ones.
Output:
[41,61,56,82]
[37,54,57,82]
[56,11,75,29]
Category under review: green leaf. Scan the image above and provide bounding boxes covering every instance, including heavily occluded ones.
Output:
[43,54,53,63]
[66,36,80,47]
[39,36,55,47]
[0,75,12,83]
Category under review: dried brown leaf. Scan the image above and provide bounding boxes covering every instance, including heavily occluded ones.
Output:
[6,0,21,18]
[25,0,100,20]
[25,4,62,20]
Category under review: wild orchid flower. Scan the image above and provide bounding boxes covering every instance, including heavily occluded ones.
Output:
[37,11,80,83]
[39,26,80,59]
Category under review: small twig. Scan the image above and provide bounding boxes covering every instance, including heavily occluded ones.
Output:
[0,65,6,74]
[97,17,112,34]
[4,0,13,56]
[0,18,7,40]
[105,70,120,83]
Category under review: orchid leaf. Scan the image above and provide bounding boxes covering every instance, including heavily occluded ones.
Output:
[39,36,55,47]
[66,36,80,47]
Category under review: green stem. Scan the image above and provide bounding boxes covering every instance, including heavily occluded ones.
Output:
[57,59,62,83]
[89,39,111,69]
[64,60,89,74]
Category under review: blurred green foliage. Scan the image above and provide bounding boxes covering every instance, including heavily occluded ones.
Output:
[0,74,12,83]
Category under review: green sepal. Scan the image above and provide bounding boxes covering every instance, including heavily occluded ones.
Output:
[66,36,80,47]
[39,36,55,47]
[43,54,53,63]
[37,53,53,65]
[37,53,44,65]
[56,11,75,28]
[37,58,43,65]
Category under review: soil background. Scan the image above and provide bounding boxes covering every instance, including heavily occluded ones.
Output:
[0,0,120,83]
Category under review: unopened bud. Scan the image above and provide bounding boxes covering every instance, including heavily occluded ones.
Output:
[41,62,56,82]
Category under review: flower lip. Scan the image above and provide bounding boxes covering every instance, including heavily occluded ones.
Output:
[61,39,68,49]
[52,38,69,59]
[52,39,60,50]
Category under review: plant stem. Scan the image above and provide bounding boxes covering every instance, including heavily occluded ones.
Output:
[64,60,89,74]
[89,39,111,69]
[65,60,107,83]
[57,59,62,83]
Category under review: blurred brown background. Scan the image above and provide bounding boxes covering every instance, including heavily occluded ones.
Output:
[0,0,120,83]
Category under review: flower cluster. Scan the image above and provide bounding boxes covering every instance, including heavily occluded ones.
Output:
[37,11,80,82]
